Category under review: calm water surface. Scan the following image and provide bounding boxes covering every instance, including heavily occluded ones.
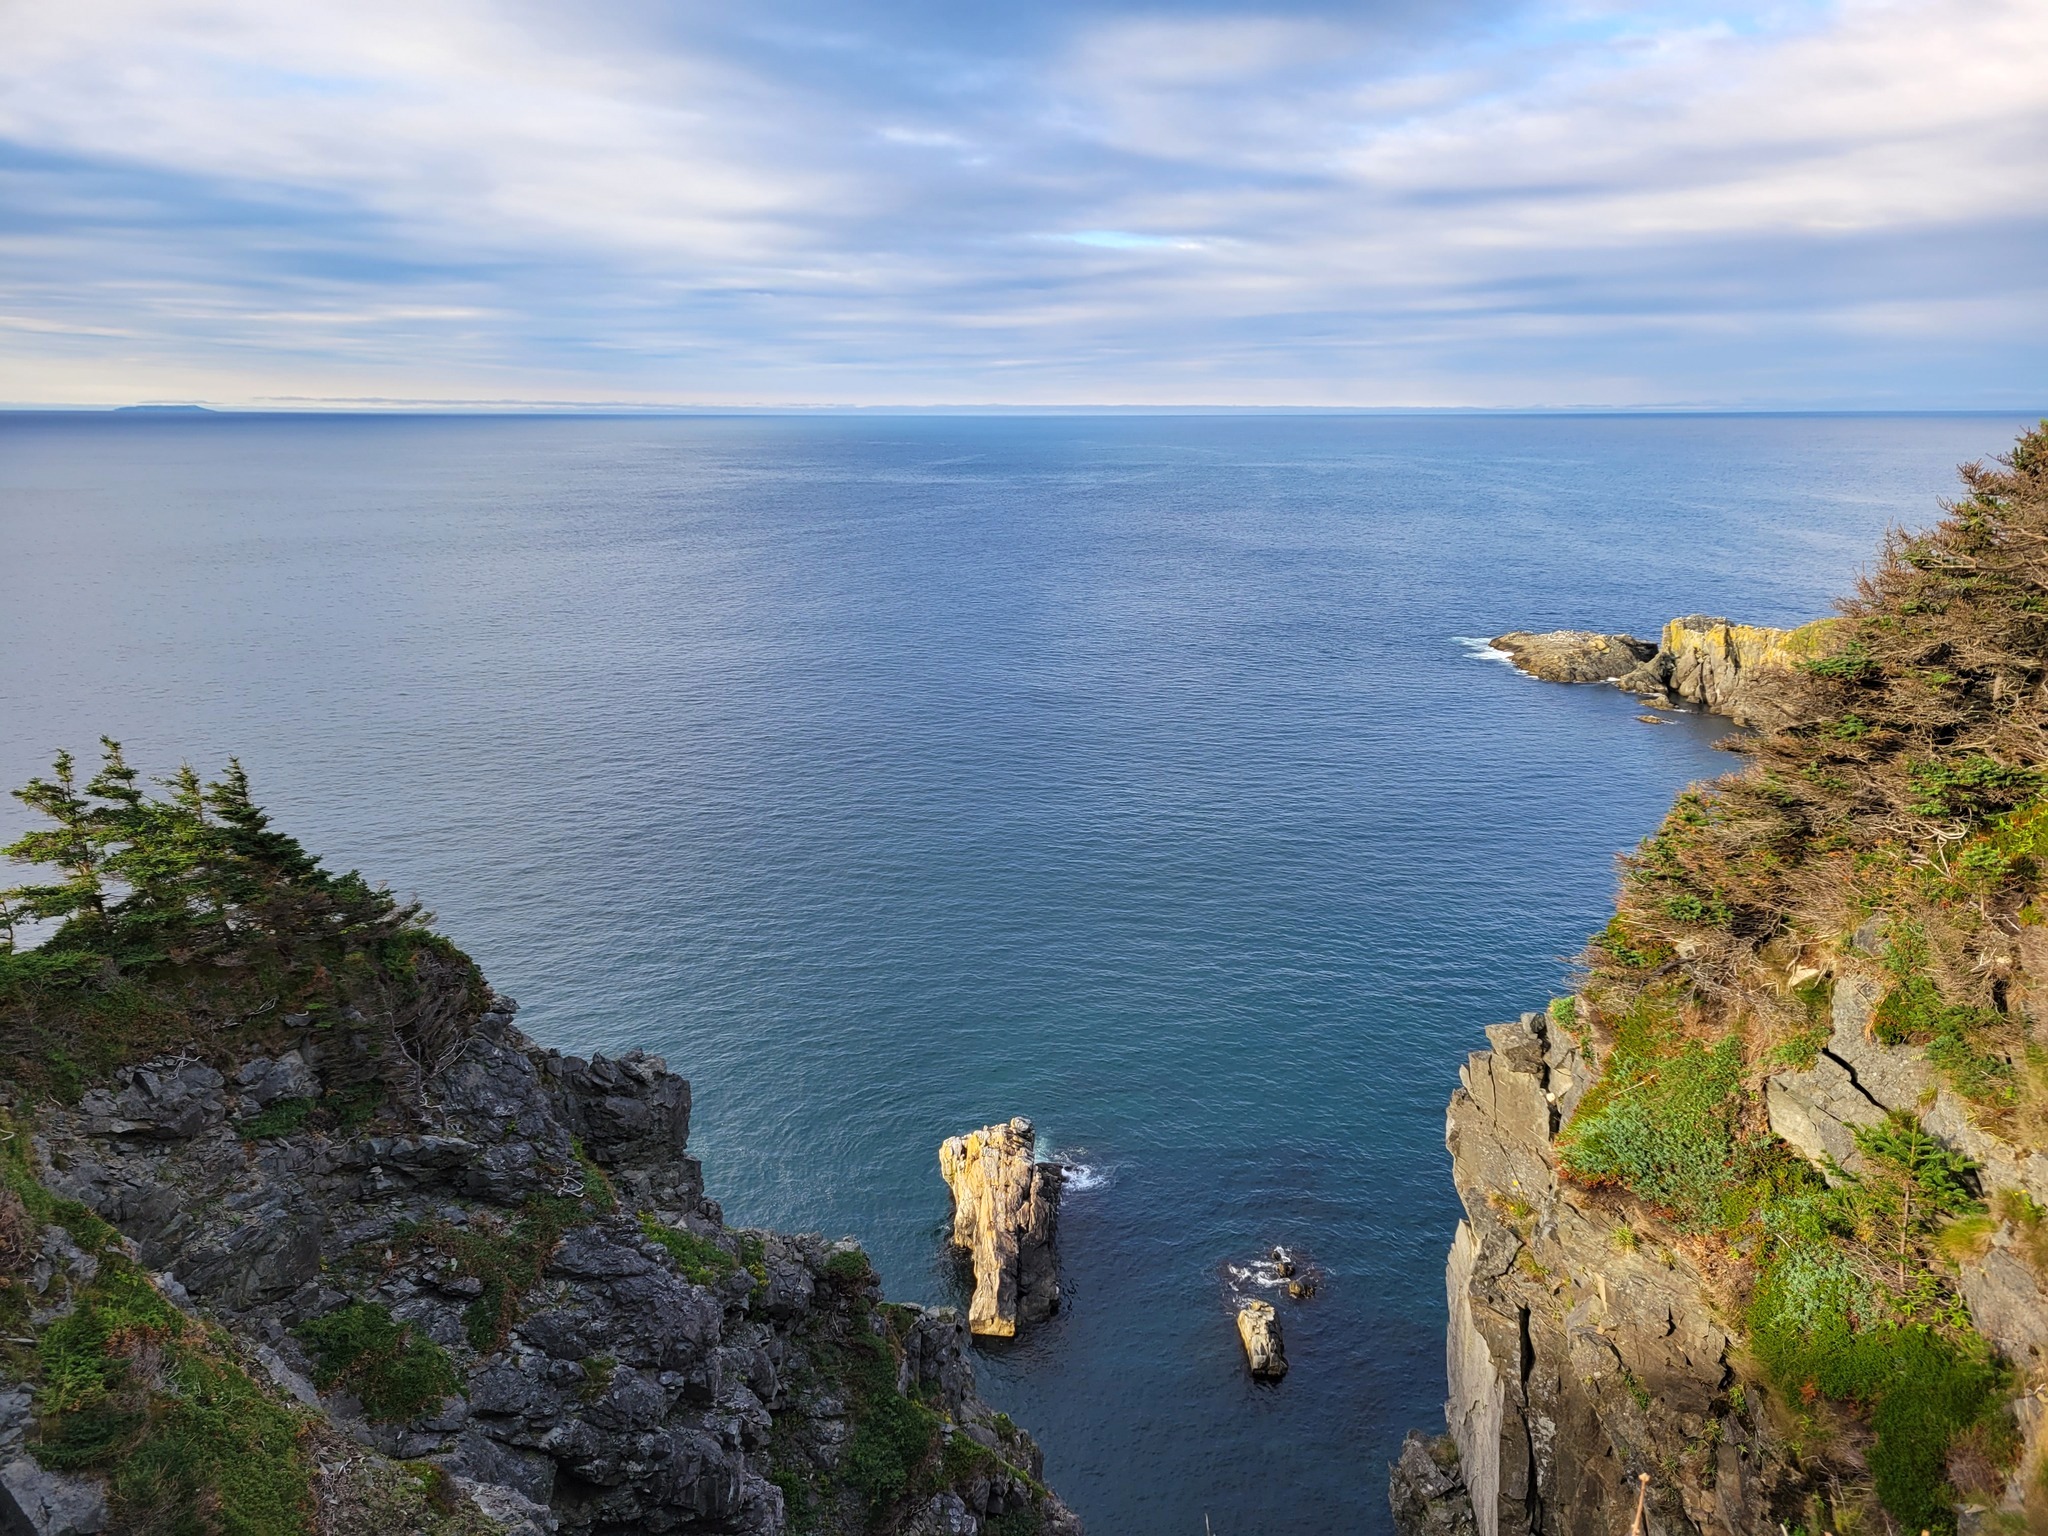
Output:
[0,412,2035,1534]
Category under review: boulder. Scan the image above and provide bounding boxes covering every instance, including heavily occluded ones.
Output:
[1488,631,1655,684]
[0,1455,107,1536]
[1389,1431,1479,1536]
[938,1118,1062,1337]
[1235,1300,1286,1380]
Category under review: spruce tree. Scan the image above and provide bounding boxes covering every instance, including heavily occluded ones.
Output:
[3,750,107,931]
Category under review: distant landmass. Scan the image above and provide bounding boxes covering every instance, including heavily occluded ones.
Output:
[113,402,216,413]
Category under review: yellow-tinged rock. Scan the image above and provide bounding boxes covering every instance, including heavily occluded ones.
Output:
[1237,1300,1286,1379]
[938,1117,1062,1338]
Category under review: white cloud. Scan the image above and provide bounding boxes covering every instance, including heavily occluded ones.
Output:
[0,0,2040,404]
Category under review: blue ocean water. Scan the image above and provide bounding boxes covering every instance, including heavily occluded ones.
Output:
[0,411,2035,1533]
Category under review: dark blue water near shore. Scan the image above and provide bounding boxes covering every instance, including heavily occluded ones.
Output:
[1,412,2035,1533]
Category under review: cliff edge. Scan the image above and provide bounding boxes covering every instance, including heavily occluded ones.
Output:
[1413,424,2048,1535]
[0,748,1080,1536]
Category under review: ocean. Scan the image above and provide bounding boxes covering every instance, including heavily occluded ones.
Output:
[0,410,2034,1532]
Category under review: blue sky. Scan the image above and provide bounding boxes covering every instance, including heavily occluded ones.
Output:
[1,0,2042,407]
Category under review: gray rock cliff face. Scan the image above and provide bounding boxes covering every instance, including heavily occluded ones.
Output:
[8,1000,1080,1536]
[1394,1010,1800,1536]
[1403,971,2048,1535]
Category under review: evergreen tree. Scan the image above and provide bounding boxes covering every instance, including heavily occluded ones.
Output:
[3,750,107,931]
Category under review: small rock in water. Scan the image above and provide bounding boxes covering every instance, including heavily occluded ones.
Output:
[1271,1245,1295,1279]
[1287,1277,1315,1300]
[1635,714,1671,725]
[1236,1300,1287,1380]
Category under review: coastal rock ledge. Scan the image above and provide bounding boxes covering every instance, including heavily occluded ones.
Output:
[939,1119,1062,1338]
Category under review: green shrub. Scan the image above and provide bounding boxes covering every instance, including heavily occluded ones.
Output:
[1559,1035,1750,1226]
[834,1329,941,1510]
[295,1301,461,1423]
[821,1247,876,1290]
[1750,1248,2005,1534]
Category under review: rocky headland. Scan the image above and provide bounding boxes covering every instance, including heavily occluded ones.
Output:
[1490,615,1840,726]
[1404,427,2048,1534]
[0,752,1080,1536]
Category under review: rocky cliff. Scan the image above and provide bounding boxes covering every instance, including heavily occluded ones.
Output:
[0,999,1082,1536]
[1410,426,2048,1536]
[1389,1009,1804,1536]
[1615,616,1838,727]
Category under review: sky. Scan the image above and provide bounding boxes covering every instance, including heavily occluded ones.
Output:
[1,0,2043,409]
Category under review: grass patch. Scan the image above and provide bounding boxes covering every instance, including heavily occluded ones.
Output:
[1559,1020,1753,1228]
[294,1301,461,1423]
[238,1097,313,1140]
[34,1253,313,1534]
[638,1213,738,1287]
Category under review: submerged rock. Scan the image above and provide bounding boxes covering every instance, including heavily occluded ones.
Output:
[1487,630,1656,684]
[938,1118,1062,1337]
[1235,1300,1286,1379]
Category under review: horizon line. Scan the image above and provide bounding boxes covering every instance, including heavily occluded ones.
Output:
[3,402,2044,419]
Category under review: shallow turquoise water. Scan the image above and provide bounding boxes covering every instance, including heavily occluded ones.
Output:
[0,411,2035,1532]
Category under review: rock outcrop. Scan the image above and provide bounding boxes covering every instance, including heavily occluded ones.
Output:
[1388,1432,1478,1536]
[1395,1009,1803,1536]
[1615,615,1835,727]
[938,1119,1062,1339]
[1488,632,1656,684]
[1234,1301,1286,1380]
[3,1003,1082,1536]
[1490,615,1838,726]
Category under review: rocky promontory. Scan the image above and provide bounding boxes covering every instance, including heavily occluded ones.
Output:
[1413,428,2048,1535]
[0,745,1081,1536]
[1489,614,1838,725]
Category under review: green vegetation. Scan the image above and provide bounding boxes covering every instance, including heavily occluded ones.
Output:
[294,1302,461,1423]
[638,1213,739,1287]
[399,1197,580,1351]
[1559,424,2048,1531]
[835,1327,943,1511]
[11,1148,313,1533]
[821,1247,876,1291]
[1,740,486,1112]
[239,1096,314,1139]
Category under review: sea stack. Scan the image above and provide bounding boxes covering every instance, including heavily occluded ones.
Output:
[938,1116,1063,1337]
[1236,1300,1287,1380]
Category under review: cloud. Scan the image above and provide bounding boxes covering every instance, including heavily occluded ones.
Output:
[0,0,2040,405]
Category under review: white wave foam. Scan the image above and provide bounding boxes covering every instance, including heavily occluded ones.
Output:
[1453,636,1515,664]
[1058,1159,1110,1193]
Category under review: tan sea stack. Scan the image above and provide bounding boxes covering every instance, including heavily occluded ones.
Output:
[1236,1300,1287,1380]
[938,1116,1062,1337]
